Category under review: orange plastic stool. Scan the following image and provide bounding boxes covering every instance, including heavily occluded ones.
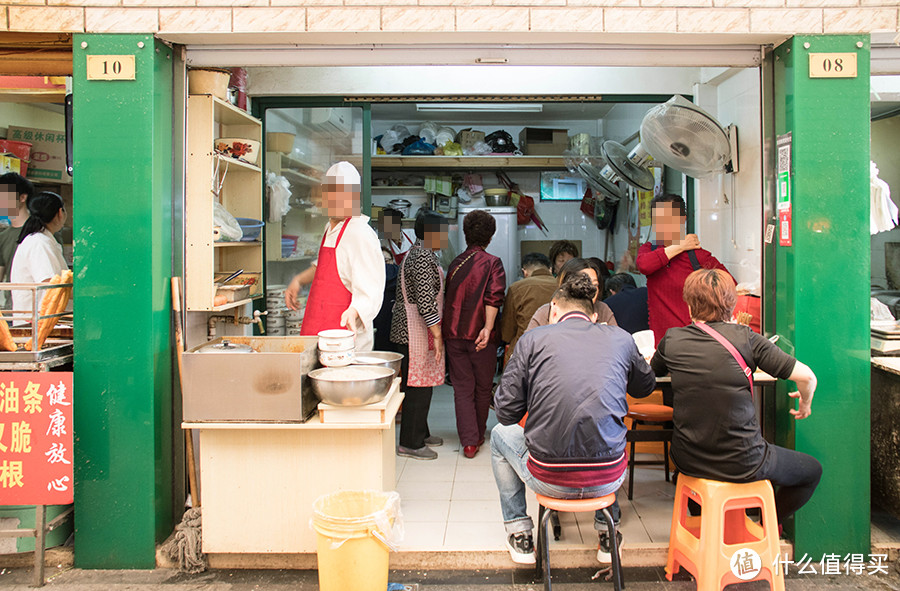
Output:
[626,403,673,500]
[665,475,784,591]
[535,493,622,591]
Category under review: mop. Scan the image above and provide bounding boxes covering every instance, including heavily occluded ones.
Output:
[162,508,207,574]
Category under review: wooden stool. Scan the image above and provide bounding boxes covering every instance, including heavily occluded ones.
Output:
[665,475,784,591]
[625,403,673,500]
[535,493,622,591]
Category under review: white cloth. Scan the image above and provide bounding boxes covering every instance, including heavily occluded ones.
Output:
[325,161,361,186]
[871,161,897,235]
[10,229,68,321]
[312,215,385,351]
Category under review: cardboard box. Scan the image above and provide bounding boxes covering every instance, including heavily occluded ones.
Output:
[519,128,568,156]
[7,126,69,184]
[0,155,21,175]
[457,129,485,152]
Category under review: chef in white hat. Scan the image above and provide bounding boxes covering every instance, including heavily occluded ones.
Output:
[286,161,385,351]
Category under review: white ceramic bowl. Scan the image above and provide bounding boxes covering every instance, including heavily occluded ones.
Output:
[319,349,354,367]
[268,316,286,328]
[318,329,355,352]
[268,326,285,336]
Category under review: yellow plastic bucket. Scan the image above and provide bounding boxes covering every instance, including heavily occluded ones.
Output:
[312,490,401,591]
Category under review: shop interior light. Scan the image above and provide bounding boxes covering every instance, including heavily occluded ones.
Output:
[415,103,543,113]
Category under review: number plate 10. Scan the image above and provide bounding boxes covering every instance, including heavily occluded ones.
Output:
[86,55,136,81]
[808,53,857,79]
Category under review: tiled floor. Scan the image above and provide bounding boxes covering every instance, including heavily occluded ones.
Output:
[395,384,676,552]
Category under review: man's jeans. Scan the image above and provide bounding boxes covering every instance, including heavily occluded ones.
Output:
[490,423,624,534]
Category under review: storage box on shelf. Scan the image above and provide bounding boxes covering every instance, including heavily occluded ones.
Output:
[186,94,264,311]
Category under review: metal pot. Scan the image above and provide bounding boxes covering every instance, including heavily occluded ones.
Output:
[197,339,254,354]
[351,351,404,377]
[388,199,412,218]
[484,189,509,207]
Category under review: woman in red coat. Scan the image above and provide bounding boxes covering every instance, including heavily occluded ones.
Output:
[443,210,506,459]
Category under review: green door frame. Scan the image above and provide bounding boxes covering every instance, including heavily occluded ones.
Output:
[772,34,870,557]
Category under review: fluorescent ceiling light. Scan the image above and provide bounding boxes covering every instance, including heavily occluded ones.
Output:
[415,103,543,113]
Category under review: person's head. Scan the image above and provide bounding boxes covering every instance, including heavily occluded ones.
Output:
[683,268,737,323]
[606,273,637,296]
[549,240,579,275]
[557,257,604,303]
[17,191,66,245]
[320,161,361,219]
[462,209,496,248]
[549,272,598,324]
[378,207,403,241]
[0,172,34,216]
[415,209,449,251]
[651,193,687,246]
[521,252,551,278]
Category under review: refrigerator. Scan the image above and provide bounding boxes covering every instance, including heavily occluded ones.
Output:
[456,206,519,290]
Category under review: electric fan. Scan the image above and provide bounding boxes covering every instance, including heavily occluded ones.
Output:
[640,95,733,178]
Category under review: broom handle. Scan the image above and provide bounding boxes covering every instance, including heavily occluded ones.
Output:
[172,277,200,507]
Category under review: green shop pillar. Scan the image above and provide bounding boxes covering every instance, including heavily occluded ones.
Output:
[773,35,870,557]
[72,34,175,568]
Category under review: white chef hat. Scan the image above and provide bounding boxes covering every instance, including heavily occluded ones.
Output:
[325,161,361,186]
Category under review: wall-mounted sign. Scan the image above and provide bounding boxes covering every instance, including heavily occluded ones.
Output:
[776,133,792,247]
[86,55,135,81]
[808,53,857,79]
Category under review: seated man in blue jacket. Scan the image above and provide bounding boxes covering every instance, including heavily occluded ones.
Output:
[491,273,656,565]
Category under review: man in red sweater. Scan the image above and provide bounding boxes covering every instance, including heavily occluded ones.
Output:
[636,193,732,346]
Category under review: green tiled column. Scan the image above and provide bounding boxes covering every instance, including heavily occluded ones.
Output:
[72,34,175,568]
[773,35,870,557]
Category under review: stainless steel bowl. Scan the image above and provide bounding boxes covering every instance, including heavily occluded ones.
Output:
[308,366,395,406]
[352,351,404,376]
[484,193,509,207]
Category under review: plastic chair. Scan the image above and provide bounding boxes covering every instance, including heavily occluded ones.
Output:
[625,403,673,500]
[535,493,622,591]
[665,475,784,591]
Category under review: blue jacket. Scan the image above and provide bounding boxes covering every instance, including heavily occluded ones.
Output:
[495,313,656,465]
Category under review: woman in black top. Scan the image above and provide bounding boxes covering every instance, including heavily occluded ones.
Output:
[651,268,820,523]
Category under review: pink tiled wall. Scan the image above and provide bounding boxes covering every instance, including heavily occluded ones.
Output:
[0,1,896,34]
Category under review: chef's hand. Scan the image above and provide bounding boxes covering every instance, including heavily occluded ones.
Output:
[788,391,812,420]
[679,233,701,252]
[340,306,361,334]
[285,279,301,310]
[474,327,491,352]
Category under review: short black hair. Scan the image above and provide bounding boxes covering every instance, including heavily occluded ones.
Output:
[606,273,637,295]
[0,172,35,200]
[380,207,402,223]
[521,252,551,271]
[414,208,447,240]
[463,209,496,248]
[650,193,686,218]
[552,272,596,316]
[549,240,579,265]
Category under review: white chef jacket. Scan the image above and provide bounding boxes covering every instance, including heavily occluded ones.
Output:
[11,229,69,322]
[312,215,385,351]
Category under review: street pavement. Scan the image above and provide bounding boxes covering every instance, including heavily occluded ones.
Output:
[2,565,900,590]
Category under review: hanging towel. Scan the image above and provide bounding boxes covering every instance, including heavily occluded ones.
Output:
[871,161,897,235]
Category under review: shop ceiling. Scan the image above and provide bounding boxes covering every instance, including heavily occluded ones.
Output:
[0,34,72,77]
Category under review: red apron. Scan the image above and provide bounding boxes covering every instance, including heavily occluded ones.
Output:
[388,232,414,265]
[300,219,353,336]
[399,247,445,387]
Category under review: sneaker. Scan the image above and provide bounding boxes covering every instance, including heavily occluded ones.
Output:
[505,532,536,565]
[397,445,437,460]
[424,435,443,447]
[597,530,623,563]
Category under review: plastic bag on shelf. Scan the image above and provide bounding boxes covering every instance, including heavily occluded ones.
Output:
[468,141,493,155]
[418,121,439,145]
[441,141,463,156]
[434,126,456,146]
[402,139,436,156]
[266,172,292,223]
[213,201,243,242]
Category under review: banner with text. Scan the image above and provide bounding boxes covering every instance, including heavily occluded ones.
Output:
[0,373,73,505]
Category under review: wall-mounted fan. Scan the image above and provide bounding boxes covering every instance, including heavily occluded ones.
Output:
[640,95,734,178]
[599,140,655,192]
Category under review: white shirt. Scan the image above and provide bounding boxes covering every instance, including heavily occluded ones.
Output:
[11,229,69,321]
[313,215,385,352]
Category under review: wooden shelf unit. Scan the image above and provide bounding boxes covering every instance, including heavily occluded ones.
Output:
[186,94,264,311]
[371,155,567,169]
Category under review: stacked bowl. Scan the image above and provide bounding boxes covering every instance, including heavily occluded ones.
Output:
[318,329,355,367]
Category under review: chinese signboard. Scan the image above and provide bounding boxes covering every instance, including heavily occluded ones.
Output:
[7,126,69,184]
[0,373,73,505]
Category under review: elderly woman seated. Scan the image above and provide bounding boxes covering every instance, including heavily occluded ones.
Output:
[650,268,821,525]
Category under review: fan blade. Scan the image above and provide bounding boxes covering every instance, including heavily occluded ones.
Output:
[601,140,654,191]
[640,96,731,178]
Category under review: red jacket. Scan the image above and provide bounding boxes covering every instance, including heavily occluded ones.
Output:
[636,242,731,346]
[442,247,506,342]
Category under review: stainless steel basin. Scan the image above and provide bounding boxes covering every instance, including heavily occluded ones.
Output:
[308,366,395,406]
